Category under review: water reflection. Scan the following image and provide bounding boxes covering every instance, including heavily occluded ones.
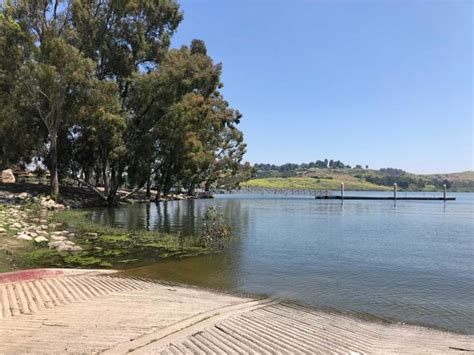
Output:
[89,198,251,237]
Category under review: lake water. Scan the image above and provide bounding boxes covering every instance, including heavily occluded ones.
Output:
[89,191,474,334]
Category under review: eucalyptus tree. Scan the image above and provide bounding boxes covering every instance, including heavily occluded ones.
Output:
[0,1,100,197]
[0,11,44,169]
[0,1,248,202]
[127,40,246,196]
[70,0,183,202]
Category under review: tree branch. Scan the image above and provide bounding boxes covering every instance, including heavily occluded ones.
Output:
[68,174,108,201]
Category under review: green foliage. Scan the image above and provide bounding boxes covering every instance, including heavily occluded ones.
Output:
[0,0,247,202]
[199,207,231,247]
[245,177,390,191]
[248,165,474,192]
[127,41,246,196]
[254,160,352,178]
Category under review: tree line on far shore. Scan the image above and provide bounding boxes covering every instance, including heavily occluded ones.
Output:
[254,160,366,178]
[0,0,252,204]
[253,162,465,190]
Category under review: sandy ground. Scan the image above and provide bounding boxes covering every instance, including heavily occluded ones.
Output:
[0,269,473,354]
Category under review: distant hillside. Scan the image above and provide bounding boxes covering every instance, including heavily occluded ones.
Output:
[244,176,390,191]
[246,162,474,192]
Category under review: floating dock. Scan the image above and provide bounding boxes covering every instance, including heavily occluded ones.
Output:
[315,196,455,201]
[225,184,455,201]
[319,182,455,201]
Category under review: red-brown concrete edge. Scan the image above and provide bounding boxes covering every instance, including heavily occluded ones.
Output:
[0,268,64,284]
[0,268,117,284]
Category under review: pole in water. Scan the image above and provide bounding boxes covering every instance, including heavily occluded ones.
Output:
[443,184,447,201]
[393,183,397,201]
[340,182,344,201]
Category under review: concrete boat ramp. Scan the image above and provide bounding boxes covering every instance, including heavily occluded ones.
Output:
[0,269,472,354]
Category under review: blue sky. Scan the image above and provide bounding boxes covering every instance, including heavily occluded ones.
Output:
[171,0,472,174]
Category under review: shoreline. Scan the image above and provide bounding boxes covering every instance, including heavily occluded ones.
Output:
[0,187,210,273]
[0,267,473,354]
[1,185,472,342]
[118,258,474,337]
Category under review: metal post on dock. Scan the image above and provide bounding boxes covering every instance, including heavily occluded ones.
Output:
[340,182,344,201]
[393,183,397,201]
[443,184,447,201]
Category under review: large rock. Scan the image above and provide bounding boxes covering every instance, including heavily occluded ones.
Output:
[18,192,30,200]
[51,236,66,241]
[1,169,15,183]
[48,241,65,249]
[17,233,32,241]
[39,197,65,210]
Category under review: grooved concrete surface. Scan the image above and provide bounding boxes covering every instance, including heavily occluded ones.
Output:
[0,270,473,354]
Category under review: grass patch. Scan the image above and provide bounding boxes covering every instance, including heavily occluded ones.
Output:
[243,177,391,191]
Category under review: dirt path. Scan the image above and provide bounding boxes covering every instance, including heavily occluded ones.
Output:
[0,269,472,354]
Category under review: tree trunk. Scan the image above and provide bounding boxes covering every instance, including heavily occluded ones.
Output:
[154,184,161,202]
[107,165,118,206]
[102,161,109,197]
[146,178,151,198]
[50,133,59,199]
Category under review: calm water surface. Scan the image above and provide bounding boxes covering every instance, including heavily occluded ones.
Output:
[89,192,474,333]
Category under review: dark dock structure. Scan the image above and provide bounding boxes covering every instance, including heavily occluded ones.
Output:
[315,182,455,201]
[315,195,455,201]
[226,183,455,201]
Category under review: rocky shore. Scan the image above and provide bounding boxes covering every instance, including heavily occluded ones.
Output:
[0,182,212,209]
[1,187,207,272]
[0,191,83,256]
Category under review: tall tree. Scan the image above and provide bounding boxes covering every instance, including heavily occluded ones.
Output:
[1,1,248,202]
[14,39,97,197]
[70,0,183,202]
[128,40,246,197]
[0,10,44,169]
[1,1,98,197]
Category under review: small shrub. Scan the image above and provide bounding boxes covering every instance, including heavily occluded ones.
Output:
[199,207,231,247]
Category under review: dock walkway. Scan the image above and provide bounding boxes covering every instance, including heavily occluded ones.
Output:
[315,196,456,200]
[0,269,472,354]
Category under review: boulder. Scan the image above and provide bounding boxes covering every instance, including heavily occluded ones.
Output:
[18,192,30,200]
[1,169,15,183]
[48,241,65,249]
[57,244,71,252]
[17,233,32,241]
[34,236,48,243]
[40,198,65,210]
[51,236,66,241]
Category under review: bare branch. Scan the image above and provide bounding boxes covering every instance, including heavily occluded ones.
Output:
[68,174,108,201]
